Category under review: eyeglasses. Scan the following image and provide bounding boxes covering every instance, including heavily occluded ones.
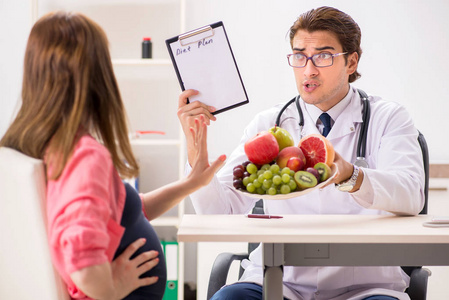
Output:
[287,52,348,68]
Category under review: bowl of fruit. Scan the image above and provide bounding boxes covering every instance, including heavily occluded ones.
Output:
[232,127,337,200]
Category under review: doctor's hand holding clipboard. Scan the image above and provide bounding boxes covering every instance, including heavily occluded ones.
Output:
[177,89,217,166]
[167,21,248,166]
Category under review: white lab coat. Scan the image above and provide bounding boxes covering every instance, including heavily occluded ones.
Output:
[188,86,425,300]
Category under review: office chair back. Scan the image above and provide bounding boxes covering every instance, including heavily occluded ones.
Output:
[0,147,69,299]
[401,131,430,292]
[418,131,429,214]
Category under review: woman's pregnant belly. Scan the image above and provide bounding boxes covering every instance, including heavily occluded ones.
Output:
[114,182,167,300]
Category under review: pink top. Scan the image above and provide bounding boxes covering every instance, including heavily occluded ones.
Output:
[46,135,126,299]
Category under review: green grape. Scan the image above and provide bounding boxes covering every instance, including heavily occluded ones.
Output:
[282,173,291,183]
[288,180,297,191]
[257,174,265,183]
[247,163,258,174]
[256,187,265,195]
[290,170,295,177]
[281,167,291,175]
[263,179,272,189]
[263,170,273,179]
[257,170,264,176]
[269,164,280,174]
[261,164,271,171]
[280,184,291,194]
[268,187,277,195]
[272,175,282,185]
[246,183,256,193]
[249,174,257,182]
[253,179,262,188]
[242,177,251,186]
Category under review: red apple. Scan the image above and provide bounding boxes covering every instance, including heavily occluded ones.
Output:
[287,157,304,172]
[276,146,306,169]
[244,131,279,165]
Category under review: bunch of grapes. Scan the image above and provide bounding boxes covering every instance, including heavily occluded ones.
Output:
[233,161,297,195]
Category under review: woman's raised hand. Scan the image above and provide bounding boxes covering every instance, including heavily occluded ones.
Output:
[187,115,226,189]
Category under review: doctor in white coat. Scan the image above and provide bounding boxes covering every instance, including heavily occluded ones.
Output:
[177,6,425,300]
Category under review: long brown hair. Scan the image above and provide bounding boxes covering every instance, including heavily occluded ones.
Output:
[289,6,363,83]
[0,11,139,179]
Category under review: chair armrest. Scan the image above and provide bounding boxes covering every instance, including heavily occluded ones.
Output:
[207,252,248,300]
[406,267,431,300]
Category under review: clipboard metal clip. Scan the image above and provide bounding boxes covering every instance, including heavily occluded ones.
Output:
[179,25,215,46]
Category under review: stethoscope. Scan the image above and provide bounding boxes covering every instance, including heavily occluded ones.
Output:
[275,89,370,168]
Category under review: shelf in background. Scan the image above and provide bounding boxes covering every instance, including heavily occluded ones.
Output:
[429,178,449,191]
[150,216,180,227]
[130,139,181,146]
[430,164,449,178]
[112,58,172,66]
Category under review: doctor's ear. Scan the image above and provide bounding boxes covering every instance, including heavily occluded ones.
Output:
[346,52,359,75]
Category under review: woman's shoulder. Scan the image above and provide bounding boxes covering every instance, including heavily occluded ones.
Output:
[74,135,111,160]
[63,135,114,177]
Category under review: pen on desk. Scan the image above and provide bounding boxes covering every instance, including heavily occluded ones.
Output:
[247,214,283,219]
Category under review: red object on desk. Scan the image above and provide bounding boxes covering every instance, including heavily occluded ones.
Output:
[247,214,283,219]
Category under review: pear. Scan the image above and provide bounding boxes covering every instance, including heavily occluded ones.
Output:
[269,126,294,151]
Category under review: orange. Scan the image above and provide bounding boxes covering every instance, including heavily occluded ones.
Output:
[298,134,335,168]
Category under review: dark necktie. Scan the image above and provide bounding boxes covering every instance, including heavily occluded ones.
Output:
[319,113,332,137]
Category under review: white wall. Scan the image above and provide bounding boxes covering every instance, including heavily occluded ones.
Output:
[2,1,449,157]
[0,0,30,138]
[184,0,449,164]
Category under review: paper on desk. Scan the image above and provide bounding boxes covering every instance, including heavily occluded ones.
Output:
[423,215,449,227]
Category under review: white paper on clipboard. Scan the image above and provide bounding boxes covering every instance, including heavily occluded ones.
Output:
[166,21,249,114]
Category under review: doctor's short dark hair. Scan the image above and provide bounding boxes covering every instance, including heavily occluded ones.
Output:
[289,6,362,83]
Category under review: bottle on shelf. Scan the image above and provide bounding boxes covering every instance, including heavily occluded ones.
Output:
[142,37,152,59]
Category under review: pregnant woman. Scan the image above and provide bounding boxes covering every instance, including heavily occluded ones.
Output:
[0,11,225,300]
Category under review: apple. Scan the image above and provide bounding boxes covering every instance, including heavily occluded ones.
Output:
[276,146,306,169]
[244,131,279,165]
[287,157,304,172]
[269,126,294,151]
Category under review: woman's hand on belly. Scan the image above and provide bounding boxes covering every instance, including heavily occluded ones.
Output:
[70,238,160,299]
[111,238,160,299]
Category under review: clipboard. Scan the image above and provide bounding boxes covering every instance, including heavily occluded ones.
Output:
[166,21,249,114]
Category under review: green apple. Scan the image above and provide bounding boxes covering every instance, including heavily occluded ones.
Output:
[269,126,294,151]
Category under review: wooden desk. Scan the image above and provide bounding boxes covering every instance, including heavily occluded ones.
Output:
[178,214,449,300]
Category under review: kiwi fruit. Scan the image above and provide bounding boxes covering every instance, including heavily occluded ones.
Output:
[314,162,331,182]
[306,167,320,182]
[294,171,318,190]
